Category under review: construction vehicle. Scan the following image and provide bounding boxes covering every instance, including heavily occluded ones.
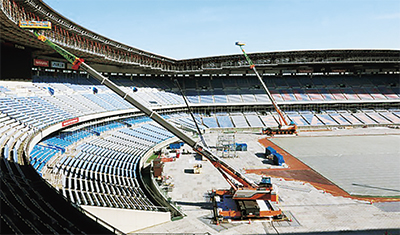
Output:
[236,42,297,136]
[193,164,202,174]
[21,23,284,223]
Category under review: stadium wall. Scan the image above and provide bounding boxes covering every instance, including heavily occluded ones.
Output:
[81,205,171,233]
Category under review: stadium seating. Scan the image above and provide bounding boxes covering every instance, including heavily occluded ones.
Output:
[2,2,399,234]
[0,72,399,234]
[8,74,399,114]
[0,152,114,234]
[202,116,219,128]
[29,122,126,175]
[216,115,235,128]
[231,114,250,128]
[0,74,399,138]
[27,117,176,211]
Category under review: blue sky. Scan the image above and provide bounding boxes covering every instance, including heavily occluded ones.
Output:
[43,0,400,59]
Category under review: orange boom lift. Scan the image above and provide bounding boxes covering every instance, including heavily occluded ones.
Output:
[236,42,297,136]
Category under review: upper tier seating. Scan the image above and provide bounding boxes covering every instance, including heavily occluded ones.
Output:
[28,74,400,110]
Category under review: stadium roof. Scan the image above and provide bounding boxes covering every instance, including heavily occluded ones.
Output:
[1,0,399,74]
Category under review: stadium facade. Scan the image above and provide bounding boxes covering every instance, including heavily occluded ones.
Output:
[1,0,399,234]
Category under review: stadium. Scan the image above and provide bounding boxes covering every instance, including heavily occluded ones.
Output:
[1,0,400,234]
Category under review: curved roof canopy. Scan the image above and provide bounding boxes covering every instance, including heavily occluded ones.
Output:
[1,0,399,74]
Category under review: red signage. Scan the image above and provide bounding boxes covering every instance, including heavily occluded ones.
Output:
[62,117,79,127]
[298,69,313,73]
[332,69,346,73]
[34,59,49,67]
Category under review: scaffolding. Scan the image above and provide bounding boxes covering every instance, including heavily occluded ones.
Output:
[216,131,237,158]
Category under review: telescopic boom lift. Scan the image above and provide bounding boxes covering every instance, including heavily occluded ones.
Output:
[236,42,297,135]
[21,22,284,222]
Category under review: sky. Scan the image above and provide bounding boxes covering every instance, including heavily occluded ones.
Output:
[43,0,400,59]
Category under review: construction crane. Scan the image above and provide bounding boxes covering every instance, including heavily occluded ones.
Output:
[236,42,297,136]
[21,22,284,222]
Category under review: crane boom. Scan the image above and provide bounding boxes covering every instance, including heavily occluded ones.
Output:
[84,59,258,188]
[23,25,284,222]
[235,42,289,126]
[28,28,257,189]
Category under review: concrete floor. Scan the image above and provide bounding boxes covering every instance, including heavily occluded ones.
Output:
[270,131,400,197]
[134,128,400,234]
